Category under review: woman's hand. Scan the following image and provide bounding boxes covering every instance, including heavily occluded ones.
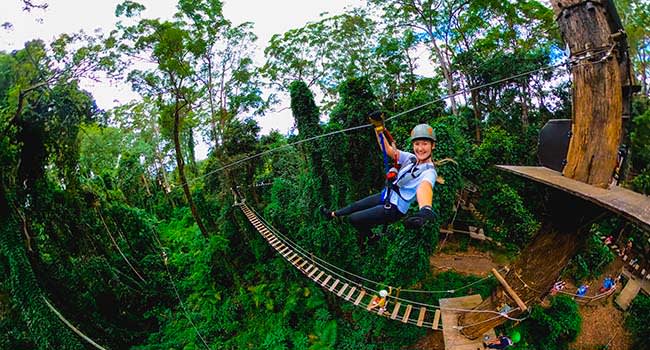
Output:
[404,206,436,229]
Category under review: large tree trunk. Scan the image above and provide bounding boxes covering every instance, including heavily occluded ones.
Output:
[470,88,482,142]
[459,192,601,338]
[173,105,210,239]
[429,39,459,116]
[553,0,622,188]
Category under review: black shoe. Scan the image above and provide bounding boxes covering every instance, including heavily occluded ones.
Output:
[320,207,334,220]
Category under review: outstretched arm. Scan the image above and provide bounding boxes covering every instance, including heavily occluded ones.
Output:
[415,181,433,208]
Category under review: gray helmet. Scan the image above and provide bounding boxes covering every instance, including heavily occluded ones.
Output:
[410,123,436,142]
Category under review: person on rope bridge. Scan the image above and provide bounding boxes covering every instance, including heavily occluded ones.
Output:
[320,111,437,243]
[368,286,392,315]
[599,275,615,293]
[576,284,589,298]
[550,280,566,296]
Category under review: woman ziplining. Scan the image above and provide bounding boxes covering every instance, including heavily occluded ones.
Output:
[320,112,438,245]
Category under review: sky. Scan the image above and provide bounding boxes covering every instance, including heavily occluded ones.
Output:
[0,0,365,140]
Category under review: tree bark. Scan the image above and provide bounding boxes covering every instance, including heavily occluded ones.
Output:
[172,103,210,239]
[552,0,622,188]
[520,82,530,131]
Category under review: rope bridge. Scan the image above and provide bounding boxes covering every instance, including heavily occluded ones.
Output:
[237,202,524,331]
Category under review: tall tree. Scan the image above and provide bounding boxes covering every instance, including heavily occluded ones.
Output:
[263,10,385,109]
[289,80,329,202]
[121,15,211,238]
[368,0,462,115]
[177,0,264,147]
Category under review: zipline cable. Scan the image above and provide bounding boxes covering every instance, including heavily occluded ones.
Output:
[184,54,607,191]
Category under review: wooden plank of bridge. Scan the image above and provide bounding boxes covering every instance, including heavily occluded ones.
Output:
[432,309,441,330]
[321,275,331,288]
[329,279,339,292]
[402,305,412,323]
[354,290,366,306]
[308,267,319,278]
[345,287,357,301]
[417,307,426,327]
[390,302,401,320]
[314,271,324,283]
[338,283,348,297]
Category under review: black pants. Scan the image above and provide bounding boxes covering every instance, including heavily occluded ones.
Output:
[335,193,404,237]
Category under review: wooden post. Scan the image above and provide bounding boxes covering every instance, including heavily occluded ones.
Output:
[491,269,527,312]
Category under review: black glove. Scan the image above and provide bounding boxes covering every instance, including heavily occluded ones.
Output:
[404,206,436,229]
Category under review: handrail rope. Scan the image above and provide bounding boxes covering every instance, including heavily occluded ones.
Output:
[182,55,604,191]
[149,228,213,350]
[42,296,109,350]
[246,203,499,295]
[243,204,518,317]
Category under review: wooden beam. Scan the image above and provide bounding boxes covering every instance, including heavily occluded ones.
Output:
[491,268,527,312]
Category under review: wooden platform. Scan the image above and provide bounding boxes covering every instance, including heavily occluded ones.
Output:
[616,278,641,310]
[497,166,650,232]
[439,295,496,350]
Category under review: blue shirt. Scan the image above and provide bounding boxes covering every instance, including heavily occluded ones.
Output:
[388,151,437,214]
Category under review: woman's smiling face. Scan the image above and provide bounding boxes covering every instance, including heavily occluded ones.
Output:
[412,139,434,162]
